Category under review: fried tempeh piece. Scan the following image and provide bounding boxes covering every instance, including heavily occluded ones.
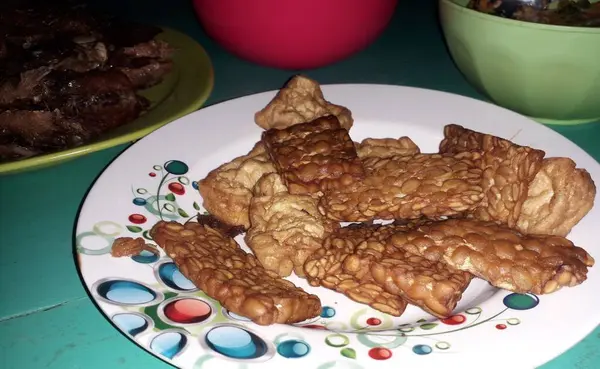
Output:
[304,224,409,317]
[262,115,365,196]
[245,173,339,277]
[356,137,421,159]
[151,220,322,326]
[318,153,484,222]
[389,219,595,295]
[304,223,472,318]
[516,158,596,237]
[198,141,275,229]
[255,74,353,131]
[439,124,545,228]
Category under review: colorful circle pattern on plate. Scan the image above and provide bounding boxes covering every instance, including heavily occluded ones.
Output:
[78,159,544,366]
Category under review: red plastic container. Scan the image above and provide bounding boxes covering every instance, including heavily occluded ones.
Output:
[193,0,398,70]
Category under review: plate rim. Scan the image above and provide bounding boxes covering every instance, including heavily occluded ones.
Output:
[75,83,600,369]
[0,26,215,175]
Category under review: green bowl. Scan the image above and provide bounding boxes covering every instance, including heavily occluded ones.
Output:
[439,0,600,125]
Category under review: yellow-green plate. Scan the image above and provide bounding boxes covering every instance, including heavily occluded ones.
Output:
[0,27,214,175]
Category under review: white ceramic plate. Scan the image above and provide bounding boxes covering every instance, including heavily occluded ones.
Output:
[75,85,600,369]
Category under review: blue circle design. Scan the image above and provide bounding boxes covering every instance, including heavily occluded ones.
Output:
[192,181,199,190]
[412,344,432,355]
[131,249,159,264]
[503,293,540,310]
[112,313,150,336]
[158,262,196,291]
[277,340,310,358]
[150,331,188,359]
[164,160,189,175]
[132,197,147,206]
[320,306,336,318]
[205,325,268,359]
[97,280,157,305]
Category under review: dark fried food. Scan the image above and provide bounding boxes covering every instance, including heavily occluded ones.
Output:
[245,173,339,277]
[356,137,421,159]
[517,158,596,237]
[151,220,322,326]
[197,142,276,229]
[262,115,365,196]
[439,124,545,228]
[254,74,353,131]
[389,219,595,295]
[318,153,484,222]
[305,223,472,318]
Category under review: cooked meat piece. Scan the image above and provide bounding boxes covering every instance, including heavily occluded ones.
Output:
[116,59,173,89]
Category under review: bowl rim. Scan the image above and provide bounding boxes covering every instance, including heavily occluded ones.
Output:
[439,0,600,34]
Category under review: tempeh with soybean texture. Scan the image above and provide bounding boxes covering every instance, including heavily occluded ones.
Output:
[318,153,485,222]
[304,223,472,318]
[262,115,365,196]
[150,220,321,326]
[388,219,595,295]
[304,224,409,317]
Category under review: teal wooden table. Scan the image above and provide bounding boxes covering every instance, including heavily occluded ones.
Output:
[0,0,598,368]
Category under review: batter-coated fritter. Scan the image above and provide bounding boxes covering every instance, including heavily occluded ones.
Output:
[389,219,595,295]
[305,223,472,318]
[198,142,275,229]
[318,153,484,222]
[245,173,339,277]
[151,220,322,326]
[516,158,596,237]
[254,74,353,131]
[439,124,545,227]
[356,137,420,159]
[262,116,365,196]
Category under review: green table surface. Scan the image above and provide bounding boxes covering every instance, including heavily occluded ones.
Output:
[1,0,599,368]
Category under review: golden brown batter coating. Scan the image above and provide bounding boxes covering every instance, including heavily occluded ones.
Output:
[151,220,322,326]
[516,158,596,237]
[318,153,484,222]
[254,75,353,131]
[356,137,421,159]
[245,173,339,277]
[389,219,594,295]
[305,223,472,318]
[262,116,365,196]
[197,142,275,229]
[439,124,545,227]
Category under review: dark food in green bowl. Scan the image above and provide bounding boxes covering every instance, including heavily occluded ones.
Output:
[468,0,600,27]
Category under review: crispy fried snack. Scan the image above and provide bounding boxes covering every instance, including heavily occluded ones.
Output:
[389,219,595,295]
[255,75,353,131]
[356,137,421,159]
[151,220,322,326]
[198,142,275,229]
[245,173,339,277]
[305,223,473,318]
[439,124,545,227]
[318,153,484,222]
[262,116,365,196]
[304,224,409,316]
[517,158,596,237]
